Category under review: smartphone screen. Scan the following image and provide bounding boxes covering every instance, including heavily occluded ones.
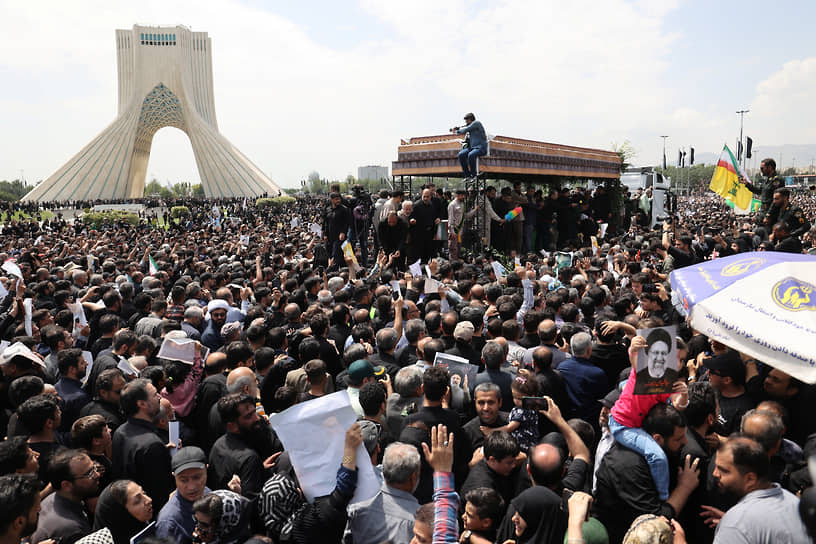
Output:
[522,396,548,411]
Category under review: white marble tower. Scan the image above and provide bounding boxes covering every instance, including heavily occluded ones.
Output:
[24,25,280,201]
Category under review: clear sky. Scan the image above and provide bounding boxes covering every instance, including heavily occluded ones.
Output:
[1,0,814,189]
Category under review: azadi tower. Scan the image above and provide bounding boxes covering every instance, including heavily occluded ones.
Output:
[24,25,281,201]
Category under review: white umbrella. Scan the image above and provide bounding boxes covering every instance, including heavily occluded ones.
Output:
[670,251,816,383]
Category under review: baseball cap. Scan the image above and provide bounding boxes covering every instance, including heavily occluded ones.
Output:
[599,388,621,409]
[357,420,381,456]
[453,321,474,342]
[347,360,385,385]
[172,446,206,474]
[706,350,746,383]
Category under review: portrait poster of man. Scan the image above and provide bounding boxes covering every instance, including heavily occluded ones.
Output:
[433,352,478,391]
[634,325,678,395]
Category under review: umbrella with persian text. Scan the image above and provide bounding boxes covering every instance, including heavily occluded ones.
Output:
[670,252,816,384]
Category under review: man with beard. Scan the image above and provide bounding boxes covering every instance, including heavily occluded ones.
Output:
[462,382,509,459]
[409,188,442,263]
[592,403,701,544]
[201,299,229,352]
[112,378,174,511]
[208,393,267,499]
[0,474,41,543]
[712,436,809,543]
[32,449,102,544]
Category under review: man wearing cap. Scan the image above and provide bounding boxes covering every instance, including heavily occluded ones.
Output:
[447,190,478,261]
[347,360,386,418]
[445,321,480,368]
[705,350,754,436]
[201,299,229,352]
[156,446,212,544]
[452,113,487,181]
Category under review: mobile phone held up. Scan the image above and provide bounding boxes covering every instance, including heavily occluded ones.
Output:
[522,396,548,411]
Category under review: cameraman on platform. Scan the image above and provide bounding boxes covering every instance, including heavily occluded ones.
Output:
[451,113,487,182]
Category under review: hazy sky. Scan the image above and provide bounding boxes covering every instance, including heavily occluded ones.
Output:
[1,0,814,188]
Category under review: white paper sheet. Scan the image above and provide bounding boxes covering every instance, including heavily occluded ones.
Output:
[158,337,197,364]
[599,223,608,239]
[424,277,440,295]
[309,223,323,236]
[81,351,94,386]
[269,391,379,504]
[389,280,401,298]
[69,302,88,326]
[290,217,299,228]
[23,298,32,336]
[409,259,422,277]
[2,260,22,279]
[0,281,8,299]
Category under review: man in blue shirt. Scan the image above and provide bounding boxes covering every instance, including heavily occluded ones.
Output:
[452,113,488,181]
[156,446,212,544]
[557,332,608,435]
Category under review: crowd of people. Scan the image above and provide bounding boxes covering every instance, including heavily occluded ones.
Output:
[0,160,814,544]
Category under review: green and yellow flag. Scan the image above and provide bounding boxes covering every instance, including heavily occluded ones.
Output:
[710,144,753,211]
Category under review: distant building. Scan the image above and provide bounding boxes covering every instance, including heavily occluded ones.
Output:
[358,165,389,182]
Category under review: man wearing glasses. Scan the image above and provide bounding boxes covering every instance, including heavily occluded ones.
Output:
[31,449,101,544]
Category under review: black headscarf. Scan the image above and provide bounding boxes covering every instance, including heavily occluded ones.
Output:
[92,481,149,544]
[495,486,567,544]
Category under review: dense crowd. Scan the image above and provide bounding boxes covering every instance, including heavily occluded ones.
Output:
[0,168,813,544]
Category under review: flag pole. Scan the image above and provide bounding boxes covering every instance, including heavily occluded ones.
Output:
[736,109,749,170]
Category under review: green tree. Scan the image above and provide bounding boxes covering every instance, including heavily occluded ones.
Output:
[611,140,637,172]
[657,164,716,193]
[144,178,172,198]
[171,182,191,197]
[0,179,32,201]
[191,184,205,197]
[306,171,326,194]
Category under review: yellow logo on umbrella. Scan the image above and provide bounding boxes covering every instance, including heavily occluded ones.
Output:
[721,257,765,277]
[772,277,816,311]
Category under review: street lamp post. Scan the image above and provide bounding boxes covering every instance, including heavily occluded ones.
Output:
[736,109,749,169]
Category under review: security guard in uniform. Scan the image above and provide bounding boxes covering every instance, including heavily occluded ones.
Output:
[767,187,810,238]
[741,157,785,221]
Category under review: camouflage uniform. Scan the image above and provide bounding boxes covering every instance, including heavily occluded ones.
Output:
[743,173,786,221]
[768,203,810,238]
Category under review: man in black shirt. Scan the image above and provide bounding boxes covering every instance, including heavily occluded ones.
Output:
[462,382,509,458]
[593,404,700,544]
[323,192,352,269]
[409,189,441,263]
[78,368,126,433]
[208,393,268,500]
[111,378,173,511]
[461,431,521,506]
[400,366,468,502]
[661,220,696,269]
[705,350,755,436]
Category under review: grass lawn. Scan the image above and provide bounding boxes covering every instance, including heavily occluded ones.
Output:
[2,210,55,222]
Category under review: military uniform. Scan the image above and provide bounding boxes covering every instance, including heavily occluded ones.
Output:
[743,173,785,219]
[768,203,810,238]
